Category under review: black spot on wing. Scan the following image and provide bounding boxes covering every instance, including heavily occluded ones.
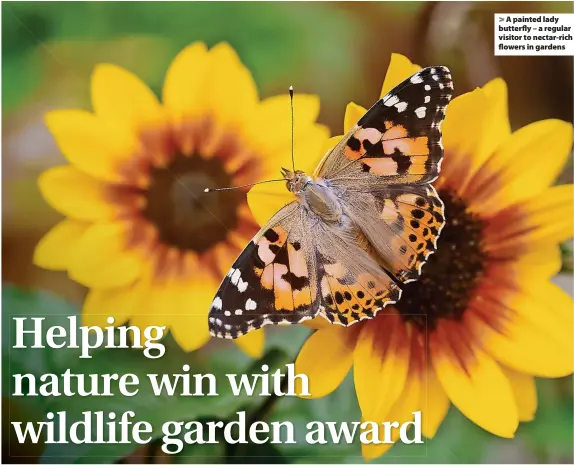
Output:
[347,136,361,152]
[354,66,452,183]
[264,229,279,242]
[282,271,309,291]
[391,148,411,174]
[209,235,319,339]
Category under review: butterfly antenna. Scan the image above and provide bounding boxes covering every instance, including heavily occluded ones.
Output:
[204,178,285,193]
[290,85,295,172]
[205,87,295,194]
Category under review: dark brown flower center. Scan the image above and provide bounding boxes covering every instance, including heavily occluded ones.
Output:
[395,190,485,330]
[143,155,243,253]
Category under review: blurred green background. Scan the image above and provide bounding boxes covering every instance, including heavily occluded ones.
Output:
[2,1,573,463]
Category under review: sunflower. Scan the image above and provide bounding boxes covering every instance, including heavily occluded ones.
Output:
[34,41,329,357]
[248,54,573,458]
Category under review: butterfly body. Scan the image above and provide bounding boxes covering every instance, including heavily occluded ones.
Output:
[283,169,343,223]
[209,66,453,339]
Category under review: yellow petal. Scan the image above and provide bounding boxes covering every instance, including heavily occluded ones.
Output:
[68,222,144,288]
[34,219,89,270]
[480,283,573,377]
[344,102,367,133]
[166,273,215,352]
[163,42,209,118]
[290,125,331,176]
[514,246,562,280]
[38,166,117,221]
[440,88,489,190]
[361,367,421,461]
[420,367,450,438]
[379,53,422,98]
[312,135,343,177]
[486,185,574,256]
[518,184,574,248]
[476,120,573,213]
[45,110,136,183]
[83,281,146,328]
[247,181,294,227]
[169,310,211,352]
[127,268,169,328]
[302,315,332,330]
[480,78,511,158]
[256,94,320,145]
[253,94,328,176]
[353,316,410,422]
[233,329,265,359]
[502,367,537,422]
[204,42,259,129]
[91,63,163,131]
[541,279,573,325]
[431,340,518,438]
[122,267,170,347]
[295,325,357,398]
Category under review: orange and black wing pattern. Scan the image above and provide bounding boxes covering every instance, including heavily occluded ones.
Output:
[208,205,319,339]
[319,66,453,185]
[317,254,402,326]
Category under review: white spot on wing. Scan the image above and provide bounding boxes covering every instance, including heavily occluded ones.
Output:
[237,279,248,293]
[245,299,257,311]
[424,95,430,104]
[415,106,426,119]
[384,95,399,107]
[410,74,423,84]
[230,268,248,292]
[235,309,243,315]
[230,269,241,285]
[395,101,407,113]
[425,84,431,91]
[212,297,222,310]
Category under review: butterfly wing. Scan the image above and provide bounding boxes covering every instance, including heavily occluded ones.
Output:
[209,198,405,335]
[342,184,445,284]
[316,66,453,185]
[210,66,453,335]
[316,67,452,285]
[311,217,403,326]
[209,202,321,338]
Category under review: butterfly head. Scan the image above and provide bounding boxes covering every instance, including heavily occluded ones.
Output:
[281,168,310,194]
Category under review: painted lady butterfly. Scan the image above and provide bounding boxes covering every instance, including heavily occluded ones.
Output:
[209,67,453,338]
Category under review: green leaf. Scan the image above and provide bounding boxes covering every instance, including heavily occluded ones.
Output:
[518,377,574,459]
[2,285,84,391]
[2,52,42,111]
[37,347,292,463]
[227,442,288,464]
[2,2,56,110]
[174,439,225,464]
[2,286,295,463]
[3,2,361,113]
[560,242,573,273]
